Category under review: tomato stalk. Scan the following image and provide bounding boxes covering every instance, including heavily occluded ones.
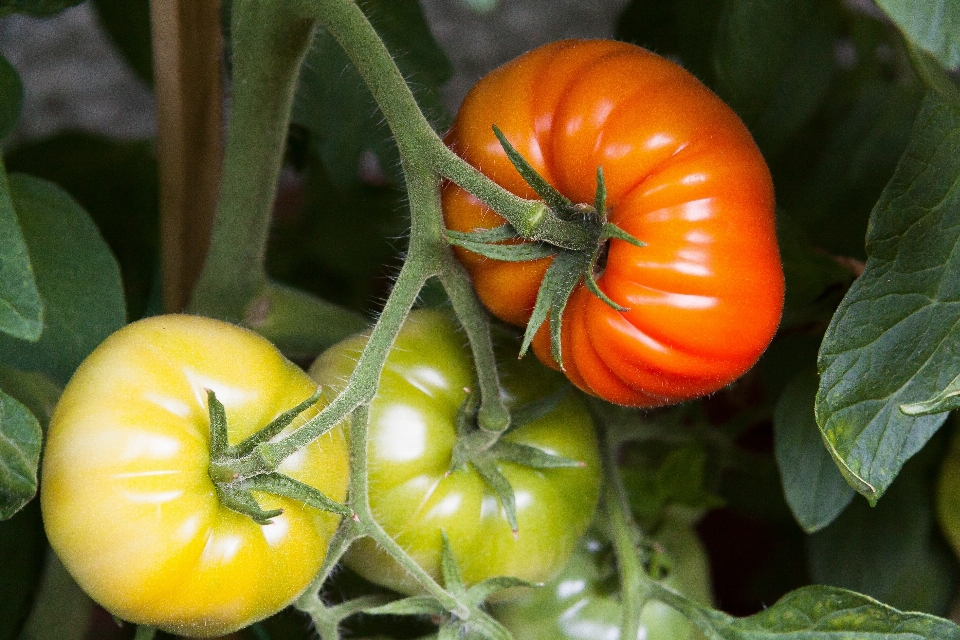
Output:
[301,0,596,252]
[186,0,366,353]
[190,0,604,630]
[598,415,657,640]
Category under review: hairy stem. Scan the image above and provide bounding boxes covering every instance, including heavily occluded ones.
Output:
[189,0,314,319]
[600,420,654,640]
[299,0,590,249]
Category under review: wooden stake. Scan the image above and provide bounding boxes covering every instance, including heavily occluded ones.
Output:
[150,0,223,313]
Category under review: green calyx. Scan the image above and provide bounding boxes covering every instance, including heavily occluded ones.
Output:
[445,126,645,368]
[362,533,535,634]
[448,386,583,534]
[205,389,353,525]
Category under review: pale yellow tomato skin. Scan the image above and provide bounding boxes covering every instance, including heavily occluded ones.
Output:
[40,315,349,638]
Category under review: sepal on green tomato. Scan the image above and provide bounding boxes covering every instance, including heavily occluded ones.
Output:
[309,309,602,595]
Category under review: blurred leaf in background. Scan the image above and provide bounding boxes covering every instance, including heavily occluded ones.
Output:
[293,0,451,188]
[0,502,44,640]
[0,175,125,385]
[6,134,159,320]
[0,0,82,18]
[91,0,153,87]
[0,54,23,141]
[807,432,958,615]
[873,0,960,71]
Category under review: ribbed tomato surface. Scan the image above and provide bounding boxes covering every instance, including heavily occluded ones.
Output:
[442,39,784,407]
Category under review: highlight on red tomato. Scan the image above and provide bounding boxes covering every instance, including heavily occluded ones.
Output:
[309,309,602,594]
[492,518,714,640]
[40,315,350,638]
[442,39,784,408]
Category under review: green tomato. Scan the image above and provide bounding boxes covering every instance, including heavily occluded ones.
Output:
[938,426,960,562]
[309,309,602,594]
[492,518,713,640]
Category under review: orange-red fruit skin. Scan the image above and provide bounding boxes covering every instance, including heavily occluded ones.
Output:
[442,39,784,407]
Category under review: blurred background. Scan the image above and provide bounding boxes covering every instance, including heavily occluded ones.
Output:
[3,1,958,638]
[0,0,630,145]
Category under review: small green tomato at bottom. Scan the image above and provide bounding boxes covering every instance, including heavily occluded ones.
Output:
[40,315,349,638]
[309,310,602,594]
[492,518,713,640]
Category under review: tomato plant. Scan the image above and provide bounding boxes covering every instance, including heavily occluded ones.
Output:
[40,315,349,637]
[493,518,713,640]
[3,1,960,639]
[443,39,783,407]
[309,310,602,594]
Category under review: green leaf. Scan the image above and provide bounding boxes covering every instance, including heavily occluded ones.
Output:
[900,371,960,416]
[0,54,22,140]
[0,502,44,640]
[292,0,451,187]
[0,175,125,385]
[92,0,153,87]
[0,365,60,427]
[5,133,158,321]
[0,389,41,520]
[774,371,855,534]
[0,0,82,18]
[244,282,369,361]
[874,0,960,70]
[907,43,960,109]
[748,10,837,157]
[622,441,724,530]
[0,161,42,342]
[774,11,925,261]
[712,0,813,123]
[615,0,725,84]
[653,582,960,639]
[816,93,960,502]
[439,531,466,594]
[807,444,957,615]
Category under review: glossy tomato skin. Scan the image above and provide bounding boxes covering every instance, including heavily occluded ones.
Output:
[309,310,601,595]
[492,518,713,640]
[41,315,349,638]
[443,39,784,407]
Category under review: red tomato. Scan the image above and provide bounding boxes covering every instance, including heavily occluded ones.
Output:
[442,39,783,407]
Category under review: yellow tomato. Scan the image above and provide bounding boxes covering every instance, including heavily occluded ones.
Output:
[40,315,349,637]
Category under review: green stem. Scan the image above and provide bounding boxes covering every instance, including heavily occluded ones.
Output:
[188,0,315,319]
[439,245,510,433]
[599,419,654,640]
[647,582,725,640]
[347,405,471,618]
[299,0,591,250]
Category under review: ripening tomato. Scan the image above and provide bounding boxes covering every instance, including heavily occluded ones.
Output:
[443,39,784,407]
[492,518,713,640]
[40,315,349,637]
[309,310,602,594]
